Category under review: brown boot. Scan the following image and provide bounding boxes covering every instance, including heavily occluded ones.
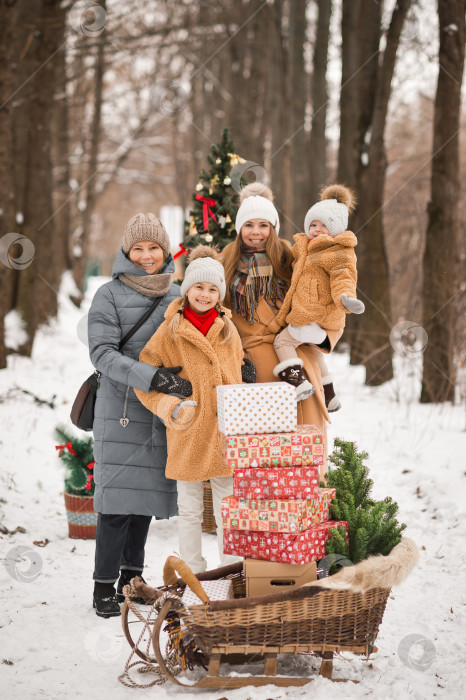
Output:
[273,359,315,401]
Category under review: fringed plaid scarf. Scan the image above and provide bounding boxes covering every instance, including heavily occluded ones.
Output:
[232,244,288,324]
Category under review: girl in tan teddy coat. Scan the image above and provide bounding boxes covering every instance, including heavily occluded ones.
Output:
[273,185,365,408]
[135,246,251,573]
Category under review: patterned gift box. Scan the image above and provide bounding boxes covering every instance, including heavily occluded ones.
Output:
[181,578,234,607]
[223,520,348,565]
[216,382,297,436]
[221,488,336,533]
[222,424,324,470]
[233,465,320,500]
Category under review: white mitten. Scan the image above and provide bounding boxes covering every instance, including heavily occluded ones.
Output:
[341,294,365,314]
[288,322,327,344]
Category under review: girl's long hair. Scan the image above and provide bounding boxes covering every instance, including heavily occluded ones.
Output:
[222,225,293,309]
[167,297,237,345]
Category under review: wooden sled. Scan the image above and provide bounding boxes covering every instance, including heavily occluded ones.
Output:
[121,540,418,689]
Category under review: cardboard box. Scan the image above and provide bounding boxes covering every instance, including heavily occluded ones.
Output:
[216,382,297,436]
[244,558,317,597]
[222,488,336,533]
[233,465,320,500]
[222,424,324,469]
[223,520,349,565]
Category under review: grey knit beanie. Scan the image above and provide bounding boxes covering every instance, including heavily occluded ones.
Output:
[180,245,226,300]
[122,213,170,256]
[304,185,356,238]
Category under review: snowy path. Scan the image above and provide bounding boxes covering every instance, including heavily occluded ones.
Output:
[1,279,465,699]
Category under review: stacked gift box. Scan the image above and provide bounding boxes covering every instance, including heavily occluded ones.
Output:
[217,383,348,594]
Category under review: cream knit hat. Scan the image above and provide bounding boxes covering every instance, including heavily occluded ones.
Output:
[235,183,280,234]
[122,213,170,256]
[304,185,356,237]
[180,245,226,300]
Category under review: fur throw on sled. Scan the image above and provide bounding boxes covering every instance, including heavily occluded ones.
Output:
[312,538,419,593]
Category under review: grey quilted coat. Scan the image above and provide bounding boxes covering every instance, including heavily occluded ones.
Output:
[88,248,180,517]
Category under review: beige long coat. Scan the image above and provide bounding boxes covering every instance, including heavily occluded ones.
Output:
[135,298,243,481]
[276,231,358,331]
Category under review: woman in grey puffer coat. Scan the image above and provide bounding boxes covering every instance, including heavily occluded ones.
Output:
[87,213,193,618]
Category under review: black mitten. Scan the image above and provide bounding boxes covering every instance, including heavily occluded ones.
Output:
[241,357,256,384]
[150,366,193,397]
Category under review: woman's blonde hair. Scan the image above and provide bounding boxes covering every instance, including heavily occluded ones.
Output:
[222,224,293,309]
[167,297,236,345]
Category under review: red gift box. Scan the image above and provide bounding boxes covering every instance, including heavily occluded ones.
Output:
[233,465,320,500]
[223,425,324,470]
[223,520,348,565]
[222,488,336,533]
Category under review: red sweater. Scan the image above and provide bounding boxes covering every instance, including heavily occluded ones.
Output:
[183,304,218,336]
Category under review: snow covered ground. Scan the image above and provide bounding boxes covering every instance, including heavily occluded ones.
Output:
[1,276,465,699]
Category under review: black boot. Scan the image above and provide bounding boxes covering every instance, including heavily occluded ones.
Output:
[273,359,315,401]
[322,377,341,412]
[93,582,121,618]
[116,569,147,604]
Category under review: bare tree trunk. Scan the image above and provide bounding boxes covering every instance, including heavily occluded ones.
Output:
[337,0,361,189]
[289,0,309,234]
[350,0,412,386]
[421,0,465,402]
[73,3,106,298]
[51,1,72,275]
[0,0,19,367]
[12,0,60,355]
[309,0,332,203]
[268,0,291,240]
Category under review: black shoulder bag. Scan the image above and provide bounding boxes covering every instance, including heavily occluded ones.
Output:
[70,296,163,431]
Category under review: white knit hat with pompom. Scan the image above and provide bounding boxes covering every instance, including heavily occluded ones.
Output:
[304,185,356,237]
[180,245,226,300]
[235,183,280,234]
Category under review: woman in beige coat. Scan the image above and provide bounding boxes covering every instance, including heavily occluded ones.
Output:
[135,247,248,573]
[222,184,342,478]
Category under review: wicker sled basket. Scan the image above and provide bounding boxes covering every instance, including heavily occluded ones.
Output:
[120,539,418,689]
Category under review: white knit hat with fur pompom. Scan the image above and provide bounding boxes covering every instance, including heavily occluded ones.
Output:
[235,183,280,234]
[180,245,226,300]
[304,185,356,237]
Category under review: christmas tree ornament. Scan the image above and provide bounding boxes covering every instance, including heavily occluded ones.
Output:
[189,217,198,237]
[195,183,203,192]
[218,215,226,228]
[223,177,231,185]
[225,214,232,223]
[216,158,221,164]
[205,234,213,242]
[195,193,217,231]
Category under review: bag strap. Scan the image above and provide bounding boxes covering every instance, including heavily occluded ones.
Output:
[118,295,163,350]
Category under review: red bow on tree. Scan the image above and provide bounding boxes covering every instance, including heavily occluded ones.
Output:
[86,461,95,470]
[173,243,188,260]
[195,194,217,232]
[55,441,77,457]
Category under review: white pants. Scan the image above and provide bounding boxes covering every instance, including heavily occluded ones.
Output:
[176,477,242,574]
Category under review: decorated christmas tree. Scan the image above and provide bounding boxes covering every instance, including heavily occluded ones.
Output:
[54,424,95,496]
[325,438,406,564]
[181,128,247,254]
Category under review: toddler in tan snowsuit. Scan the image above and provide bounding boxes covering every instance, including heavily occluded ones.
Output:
[273,185,365,408]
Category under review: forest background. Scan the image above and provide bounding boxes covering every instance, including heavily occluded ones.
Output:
[0,0,465,403]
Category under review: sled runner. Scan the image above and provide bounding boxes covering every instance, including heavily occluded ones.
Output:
[120,539,418,689]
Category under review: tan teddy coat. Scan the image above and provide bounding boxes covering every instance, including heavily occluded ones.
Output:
[276,231,358,331]
[134,298,243,482]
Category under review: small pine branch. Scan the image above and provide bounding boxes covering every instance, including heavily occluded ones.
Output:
[325,439,406,564]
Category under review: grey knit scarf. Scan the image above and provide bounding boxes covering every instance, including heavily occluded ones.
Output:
[119,272,172,298]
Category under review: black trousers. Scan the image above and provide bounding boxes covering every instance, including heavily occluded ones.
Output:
[93,513,152,583]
